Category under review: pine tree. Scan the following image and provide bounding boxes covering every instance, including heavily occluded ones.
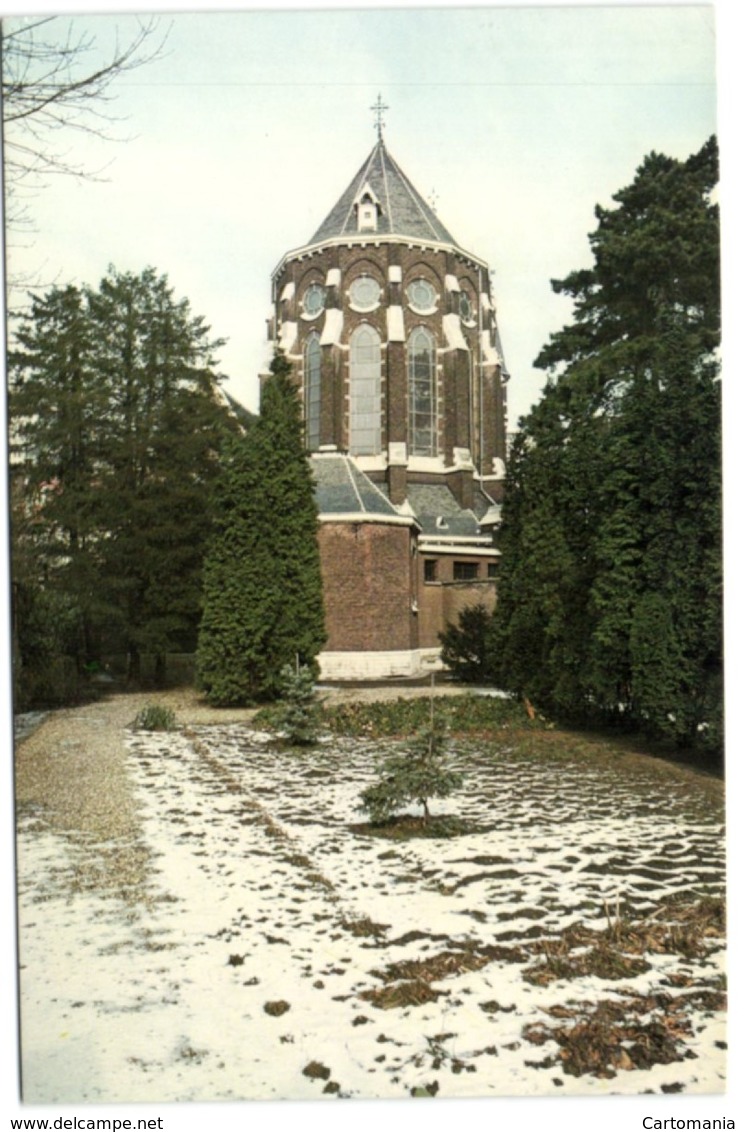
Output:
[197,351,326,705]
[438,603,492,684]
[9,267,235,687]
[10,287,102,572]
[10,284,112,674]
[87,267,233,680]
[490,137,721,750]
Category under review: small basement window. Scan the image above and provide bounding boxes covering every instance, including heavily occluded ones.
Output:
[453,561,479,581]
[424,559,438,582]
[487,562,498,579]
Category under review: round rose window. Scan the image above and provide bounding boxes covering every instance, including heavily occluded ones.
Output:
[406,279,437,313]
[349,275,381,310]
[302,283,326,318]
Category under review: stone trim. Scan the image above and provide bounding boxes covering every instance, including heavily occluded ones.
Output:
[272,234,488,281]
[317,511,417,528]
[318,647,444,680]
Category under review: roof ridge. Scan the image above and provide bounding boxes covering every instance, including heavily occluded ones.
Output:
[385,148,442,242]
[379,143,393,229]
[343,454,366,512]
[356,460,399,511]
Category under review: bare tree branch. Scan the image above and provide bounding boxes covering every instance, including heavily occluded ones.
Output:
[2,15,168,235]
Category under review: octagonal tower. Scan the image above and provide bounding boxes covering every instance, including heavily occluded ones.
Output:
[264,127,511,679]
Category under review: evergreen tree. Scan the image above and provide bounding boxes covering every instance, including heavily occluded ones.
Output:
[9,267,235,687]
[10,284,111,673]
[490,137,721,750]
[10,288,102,574]
[87,267,232,679]
[359,712,463,825]
[277,663,321,746]
[197,351,326,705]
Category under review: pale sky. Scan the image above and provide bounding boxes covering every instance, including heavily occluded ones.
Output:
[3,1,718,428]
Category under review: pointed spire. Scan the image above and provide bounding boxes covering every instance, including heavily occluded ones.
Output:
[308,140,457,246]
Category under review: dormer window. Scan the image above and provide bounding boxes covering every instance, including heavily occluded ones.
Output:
[353,181,382,233]
[359,202,376,231]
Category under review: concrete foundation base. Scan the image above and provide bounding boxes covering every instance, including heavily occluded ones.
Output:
[318,648,444,681]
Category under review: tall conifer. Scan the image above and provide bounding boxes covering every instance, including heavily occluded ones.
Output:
[197,351,326,705]
[9,267,235,686]
[491,137,721,750]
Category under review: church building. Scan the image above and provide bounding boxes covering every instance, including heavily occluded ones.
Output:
[265,106,511,679]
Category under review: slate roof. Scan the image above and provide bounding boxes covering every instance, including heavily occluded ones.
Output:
[406,483,482,539]
[309,141,457,246]
[311,453,405,519]
[472,491,501,523]
[220,390,256,429]
[312,454,499,540]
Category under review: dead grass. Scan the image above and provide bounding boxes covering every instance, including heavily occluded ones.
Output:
[360,942,525,1009]
[523,896,725,987]
[360,981,448,1010]
[356,898,725,1029]
[524,981,727,1079]
[340,917,390,939]
[523,941,651,986]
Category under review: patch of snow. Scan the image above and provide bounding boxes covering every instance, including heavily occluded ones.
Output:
[14,712,49,743]
[17,728,726,1103]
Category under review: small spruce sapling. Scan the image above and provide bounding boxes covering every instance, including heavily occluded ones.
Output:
[358,687,464,824]
[277,662,320,746]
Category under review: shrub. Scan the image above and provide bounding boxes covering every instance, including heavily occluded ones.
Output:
[321,693,530,738]
[132,703,177,731]
[438,603,492,683]
[16,655,82,711]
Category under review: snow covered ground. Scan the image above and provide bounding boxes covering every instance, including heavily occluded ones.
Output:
[17,723,726,1103]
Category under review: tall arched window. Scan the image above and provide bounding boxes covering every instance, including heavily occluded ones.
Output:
[305,333,321,451]
[408,327,436,456]
[349,324,381,455]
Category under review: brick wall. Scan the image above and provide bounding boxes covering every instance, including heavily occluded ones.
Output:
[318,521,417,652]
[273,239,508,478]
[416,554,497,648]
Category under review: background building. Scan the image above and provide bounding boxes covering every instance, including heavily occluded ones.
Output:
[265,120,511,678]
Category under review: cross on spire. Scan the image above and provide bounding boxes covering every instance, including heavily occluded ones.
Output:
[370,94,388,142]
